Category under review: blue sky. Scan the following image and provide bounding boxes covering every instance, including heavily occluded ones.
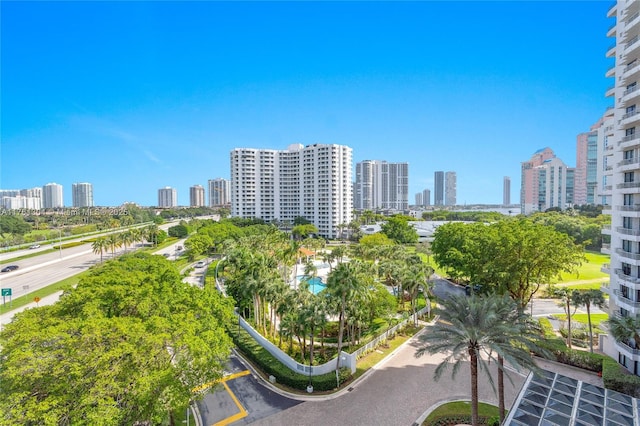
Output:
[2,1,613,207]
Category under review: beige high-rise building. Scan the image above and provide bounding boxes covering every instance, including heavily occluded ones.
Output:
[189,185,205,207]
[208,178,230,207]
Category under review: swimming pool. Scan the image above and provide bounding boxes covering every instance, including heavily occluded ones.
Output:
[296,276,327,294]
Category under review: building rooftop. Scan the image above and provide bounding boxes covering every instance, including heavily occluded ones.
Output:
[506,369,639,426]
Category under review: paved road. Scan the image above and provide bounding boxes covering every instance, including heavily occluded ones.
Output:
[249,327,526,426]
[0,238,187,308]
[197,355,302,426]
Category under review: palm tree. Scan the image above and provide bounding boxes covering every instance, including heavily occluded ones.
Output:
[415,294,538,426]
[106,233,121,257]
[553,287,579,349]
[491,294,544,423]
[120,231,134,253]
[326,262,361,373]
[91,237,108,263]
[573,289,606,353]
[607,315,640,349]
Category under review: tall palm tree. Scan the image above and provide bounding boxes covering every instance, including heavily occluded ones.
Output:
[553,287,579,349]
[415,294,538,426]
[573,289,606,353]
[91,237,108,263]
[326,262,361,373]
[491,294,544,423]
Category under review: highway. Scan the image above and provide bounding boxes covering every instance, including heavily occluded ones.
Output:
[0,222,183,300]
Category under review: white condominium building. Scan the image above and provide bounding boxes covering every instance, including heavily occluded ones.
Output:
[158,187,177,208]
[354,160,408,211]
[230,143,353,238]
[208,178,230,207]
[42,183,64,208]
[602,0,640,376]
[72,182,94,207]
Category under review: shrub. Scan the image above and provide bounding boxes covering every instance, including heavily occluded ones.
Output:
[232,327,352,392]
[602,357,640,398]
[52,241,87,250]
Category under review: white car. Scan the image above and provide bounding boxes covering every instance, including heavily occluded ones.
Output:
[29,244,41,249]
[195,261,206,268]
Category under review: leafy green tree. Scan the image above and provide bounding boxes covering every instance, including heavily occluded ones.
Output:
[292,223,318,240]
[0,215,31,236]
[185,234,213,258]
[381,216,419,244]
[572,289,606,353]
[168,224,190,238]
[415,295,539,426]
[359,233,394,248]
[0,253,234,425]
[431,218,584,309]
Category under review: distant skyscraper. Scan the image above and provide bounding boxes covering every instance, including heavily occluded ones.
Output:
[190,185,205,207]
[158,187,177,208]
[415,192,423,206]
[434,171,444,206]
[503,177,511,206]
[42,183,63,208]
[231,143,352,238]
[520,148,574,214]
[575,121,600,206]
[422,189,431,207]
[355,160,408,211]
[72,183,94,207]
[208,178,230,207]
[445,171,457,206]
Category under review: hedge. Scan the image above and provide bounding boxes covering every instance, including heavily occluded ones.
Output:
[602,357,640,398]
[428,415,495,426]
[231,326,352,391]
[52,241,87,250]
[536,319,640,398]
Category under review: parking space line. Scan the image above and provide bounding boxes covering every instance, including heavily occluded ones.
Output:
[212,381,248,426]
[192,369,251,393]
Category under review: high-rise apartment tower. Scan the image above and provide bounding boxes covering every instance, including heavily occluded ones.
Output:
[602,0,640,376]
[158,187,177,208]
[230,143,352,238]
[434,171,444,206]
[445,171,457,206]
[190,185,205,207]
[72,183,94,207]
[42,183,64,208]
[354,160,408,211]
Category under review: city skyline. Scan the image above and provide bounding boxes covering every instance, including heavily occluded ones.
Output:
[2,2,612,206]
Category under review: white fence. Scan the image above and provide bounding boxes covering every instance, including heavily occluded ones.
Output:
[237,304,431,376]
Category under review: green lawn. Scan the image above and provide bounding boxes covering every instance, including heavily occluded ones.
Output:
[552,313,609,328]
[423,401,500,425]
[555,252,609,283]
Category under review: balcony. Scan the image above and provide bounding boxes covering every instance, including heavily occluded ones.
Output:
[607,43,617,58]
[620,108,640,125]
[614,289,640,309]
[617,181,640,189]
[616,268,640,284]
[617,226,640,236]
[615,248,640,260]
[602,244,611,255]
[623,84,640,97]
[601,281,611,294]
[607,65,617,78]
[618,157,640,168]
[619,204,640,211]
[607,1,616,18]
[606,84,616,97]
[602,263,611,274]
[623,61,640,79]
[614,339,640,356]
[619,133,640,149]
